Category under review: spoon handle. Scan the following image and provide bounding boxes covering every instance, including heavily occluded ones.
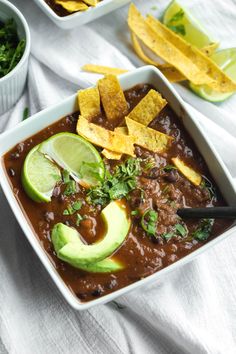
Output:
[177,206,236,219]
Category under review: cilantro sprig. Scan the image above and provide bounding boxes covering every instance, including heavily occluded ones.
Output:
[0,19,26,78]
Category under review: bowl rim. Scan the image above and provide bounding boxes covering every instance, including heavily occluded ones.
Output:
[0,0,31,83]
[0,65,236,310]
[35,0,130,21]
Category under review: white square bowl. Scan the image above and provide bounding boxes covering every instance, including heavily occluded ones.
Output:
[33,0,131,29]
[0,66,236,310]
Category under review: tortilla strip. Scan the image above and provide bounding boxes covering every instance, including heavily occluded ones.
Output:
[83,0,97,6]
[114,126,128,135]
[102,127,128,160]
[98,75,128,121]
[55,0,88,12]
[102,149,122,160]
[126,117,173,153]
[128,4,213,87]
[82,64,128,76]
[77,87,101,121]
[172,157,202,186]
[131,32,217,83]
[77,116,135,156]
[146,15,236,93]
[127,89,167,126]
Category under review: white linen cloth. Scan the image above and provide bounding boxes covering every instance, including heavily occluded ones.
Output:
[0,0,236,353]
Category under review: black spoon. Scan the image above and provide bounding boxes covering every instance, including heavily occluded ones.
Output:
[177,206,236,219]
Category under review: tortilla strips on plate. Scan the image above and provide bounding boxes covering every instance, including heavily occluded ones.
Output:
[131,31,185,83]
[77,116,135,156]
[55,0,88,12]
[127,89,167,126]
[102,127,128,160]
[98,75,128,121]
[128,4,213,87]
[146,15,236,93]
[78,87,101,120]
[82,64,128,76]
[172,157,202,186]
[126,117,173,153]
[131,32,217,83]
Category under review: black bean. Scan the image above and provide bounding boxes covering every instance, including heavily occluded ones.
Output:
[142,167,159,179]
[9,168,16,177]
[77,293,87,300]
[64,220,70,226]
[91,289,102,297]
[10,152,20,160]
[151,236,164,245]
[164,170,178,183]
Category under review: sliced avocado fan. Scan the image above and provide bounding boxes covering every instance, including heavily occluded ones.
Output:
[51,201,130,273]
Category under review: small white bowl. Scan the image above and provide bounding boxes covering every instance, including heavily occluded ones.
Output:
[33,0,131,29]
[0,66,236,310]
[0,0,30,115]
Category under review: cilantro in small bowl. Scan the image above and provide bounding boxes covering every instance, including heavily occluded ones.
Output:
[0,18,26,79]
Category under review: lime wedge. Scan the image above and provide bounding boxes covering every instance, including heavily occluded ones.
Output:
[39,132,104,188]
[163,0,216,48]
[22,145,61,203]
[190,48,236,102]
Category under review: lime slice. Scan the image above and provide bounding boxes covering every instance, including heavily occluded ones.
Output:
[190,48,236,102]
[163,0,216,48]
[22,145,61,203]
[39,132,104,187]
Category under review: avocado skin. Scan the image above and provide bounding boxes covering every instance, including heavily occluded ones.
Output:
[51,200,129,272]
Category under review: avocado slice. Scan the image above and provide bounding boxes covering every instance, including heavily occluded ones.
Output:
[51,201,130,272]
[51,223,124,272]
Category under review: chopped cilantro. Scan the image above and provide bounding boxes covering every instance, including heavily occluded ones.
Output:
[22,107,29,121]
[165,9,186,36]
[62,169,70,184]
[162,223,188,241]
[167,24,186,36]
[175,223,187,237]
[141,209,158,236]
[161,164,177,172]
[64,180,77,196]
[86,158,141,206]
[143,157,156,171]
[76,213,83,226]
[72,201,82,211]
[192,219,214,241]
[0,19,26,78]
[168,9,185,22]
[63,200,83,216]
[131,210,139,216]
[201,176,216,200]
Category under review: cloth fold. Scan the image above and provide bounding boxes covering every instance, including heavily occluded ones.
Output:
[0,0,236,353]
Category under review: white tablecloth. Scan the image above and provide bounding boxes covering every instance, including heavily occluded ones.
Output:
[1,0,236,353]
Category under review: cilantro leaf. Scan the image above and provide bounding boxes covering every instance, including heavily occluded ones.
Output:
[192,219,214,241]
[167,24,186,36]
[141,209,158,236]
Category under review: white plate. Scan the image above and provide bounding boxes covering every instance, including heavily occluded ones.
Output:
[33,0,131,29]
[0,66,236,310]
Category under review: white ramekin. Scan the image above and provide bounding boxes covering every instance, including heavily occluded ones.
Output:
[0,0,30,115]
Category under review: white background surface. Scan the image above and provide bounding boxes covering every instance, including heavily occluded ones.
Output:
[0,0,236,353]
